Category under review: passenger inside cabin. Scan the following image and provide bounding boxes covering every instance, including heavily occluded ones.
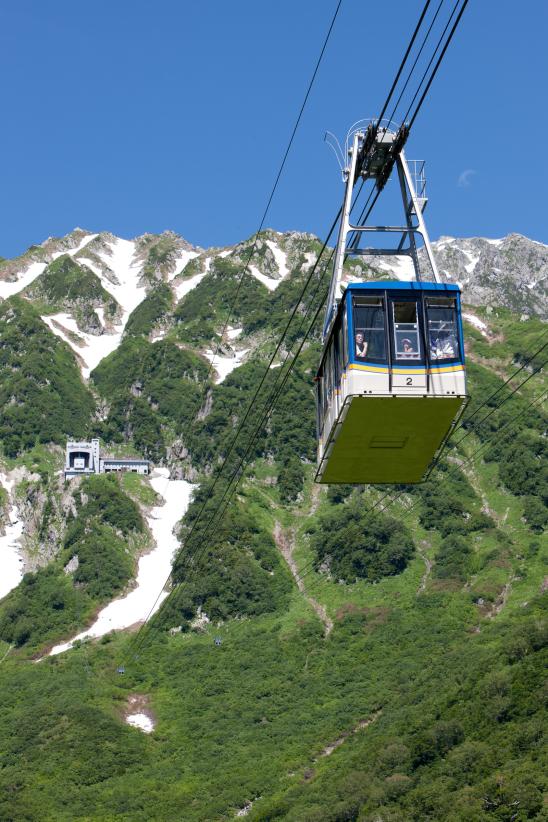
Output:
[430,334,456,360]
[355,332,368,359]
[401,338,415,357]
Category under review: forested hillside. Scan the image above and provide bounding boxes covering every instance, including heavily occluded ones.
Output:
[0,227,545,821]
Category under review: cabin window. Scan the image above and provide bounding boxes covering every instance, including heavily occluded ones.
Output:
[333,318,342,388]
[342,305,349,366]
[426,298,460,361]
[352,297,387,362]
[325,342,334,403]
[316,378,323,436]
[392,301,421,360]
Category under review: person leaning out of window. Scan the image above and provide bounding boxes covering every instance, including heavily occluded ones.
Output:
[355,332,368,359]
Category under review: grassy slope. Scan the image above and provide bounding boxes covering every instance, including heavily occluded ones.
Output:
[0,292,545,819]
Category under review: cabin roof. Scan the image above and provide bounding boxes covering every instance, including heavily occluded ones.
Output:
[345,280,460,293]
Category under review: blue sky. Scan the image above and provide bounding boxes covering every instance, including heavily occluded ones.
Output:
[1,0,547,258]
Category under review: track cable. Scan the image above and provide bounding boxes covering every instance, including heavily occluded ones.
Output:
[121,0,473,664]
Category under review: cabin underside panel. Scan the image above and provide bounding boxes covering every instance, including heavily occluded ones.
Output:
[317,395,466,484]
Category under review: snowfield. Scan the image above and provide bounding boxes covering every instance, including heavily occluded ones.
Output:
[0,474,25,600]
[49,469,195,655]
[50,233,99,261]
[0,233,101,301]
[0,261,47,299]
[126,713,155,733]
[265,240,289,280]
[204,347,250,383]
[249,264,279,291]
[44,237,146,378]
[41,313,125,378]
[375,256,416,280]
[463,312,489,336]
[168,249,200,281]
[79,237,146,318]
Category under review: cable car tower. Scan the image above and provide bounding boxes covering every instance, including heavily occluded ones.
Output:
[316,121,468,485]
[324,120,441,335]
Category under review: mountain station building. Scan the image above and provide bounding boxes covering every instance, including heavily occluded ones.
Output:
[64,438,149,479]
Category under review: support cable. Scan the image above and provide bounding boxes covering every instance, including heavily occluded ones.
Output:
[295,357,546,591]
[124,226,339,662]
[183,0,344,429]
[385,0,446,127]
[129,245,336,659]
[406,0,469,129]
[122,0,472,663]
[376,0,434,126]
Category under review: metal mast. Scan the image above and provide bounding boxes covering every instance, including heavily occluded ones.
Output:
[323,122,441,340]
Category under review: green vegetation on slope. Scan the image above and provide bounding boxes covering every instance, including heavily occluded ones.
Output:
[0,297,94,457]
[25,254,120,330]
[92,337,209,460]
[124,282,173,337]
[0,474,145,651]
[0,575,544,821]
[0,253,546,821]
[173,256,269,345]
[164,497,292,628]
[309,501,415,583]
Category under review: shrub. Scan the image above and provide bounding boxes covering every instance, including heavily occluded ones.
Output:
[310,501,415,583]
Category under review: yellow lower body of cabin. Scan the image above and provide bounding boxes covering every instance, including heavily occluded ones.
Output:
[316,395,467,485]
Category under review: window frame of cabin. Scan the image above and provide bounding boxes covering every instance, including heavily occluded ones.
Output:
[425,297,461,363]
[391,299,424,363]
[351,295,387,364]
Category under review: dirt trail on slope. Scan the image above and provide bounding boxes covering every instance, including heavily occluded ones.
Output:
[416,540,433,593]
[316,710,382,759]
[486,575,517,619]
[273,522,333,636]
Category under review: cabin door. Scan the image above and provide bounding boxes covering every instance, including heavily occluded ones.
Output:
[388,297,427,389]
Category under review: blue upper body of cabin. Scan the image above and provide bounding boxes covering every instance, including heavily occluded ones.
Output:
[321,280,465,374]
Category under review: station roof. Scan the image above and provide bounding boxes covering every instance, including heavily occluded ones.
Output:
[102,457,149,464]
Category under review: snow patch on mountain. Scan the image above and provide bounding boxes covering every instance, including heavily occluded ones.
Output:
[303,251,317,270]
[463,312,489,336]
[126,713,154,734]
[41,313,125,378]
[226,326,243,340]
[204,347,250,383]
[0,262,47,299]
[98,238,145,316]
[375,255,415,280]
[174,257,211,301]
[249,264,279,291]
[265,240,289,280]
[464,257,479,274]
[168,249,200,281]
[50,233,99,261]
[0,473,25,600]
[46,237,148,376]
[49,469,195,655]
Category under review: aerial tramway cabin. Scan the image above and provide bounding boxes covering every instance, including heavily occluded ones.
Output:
[315,122,468,484]
[315,280,465,484]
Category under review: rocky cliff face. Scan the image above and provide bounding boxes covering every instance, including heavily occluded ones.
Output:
[416,233,548,318]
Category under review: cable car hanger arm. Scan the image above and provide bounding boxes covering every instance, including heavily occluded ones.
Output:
[323,124,441,341]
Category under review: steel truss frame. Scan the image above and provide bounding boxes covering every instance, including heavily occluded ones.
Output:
[323,126,441,341]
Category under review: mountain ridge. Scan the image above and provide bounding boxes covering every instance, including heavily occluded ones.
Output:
[1,227,545,388]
